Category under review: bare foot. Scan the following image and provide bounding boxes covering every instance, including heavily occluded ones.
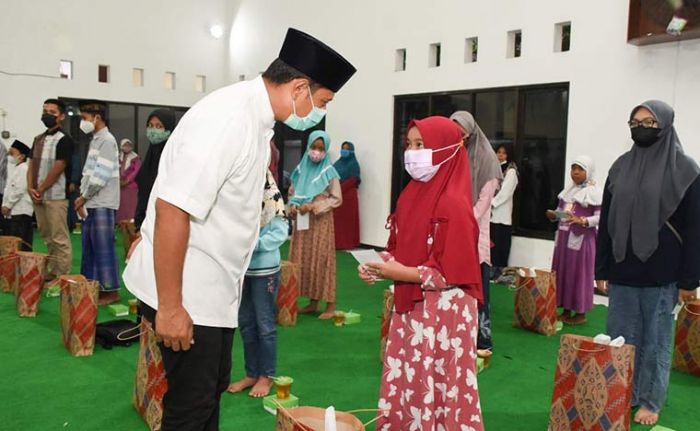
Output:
[227,376,257,394]
[634,407,659,426]
[249,377,273,398]
[318,302,336,320]
[299,301,319,314]
[98,291,121,305]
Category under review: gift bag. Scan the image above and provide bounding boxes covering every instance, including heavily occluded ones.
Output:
[133,317,168,431]
[672,299,700,377]
[0,235,22,255]
[380,288,394,363]
[276,406,365,431]
[59,275,99,357]
[15,252,48,317]
[0,253,19,293]
[513,268,558,336]
[277,260,299,326]
[119,220,138,257]
[549,334,635,431]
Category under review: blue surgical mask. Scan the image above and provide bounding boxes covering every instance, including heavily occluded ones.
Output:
[283,87,326,131]
[340,149,352,158]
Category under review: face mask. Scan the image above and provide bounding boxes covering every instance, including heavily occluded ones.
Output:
[8,156,19,166]
[146,128,171,145]
[79,119,95,134]
[340,149,352,158]
[631,127,661,147]
[308,149,325,163]
[404,143,461,182]
[41,113,58,129]
[283,86,327,131]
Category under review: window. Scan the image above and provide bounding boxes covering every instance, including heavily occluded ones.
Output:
[392,83,570,239]
[465,37,478,63]
[507,30,522,58]
[554,22,571,52]
[132,68,144,87]
[98,65,109,83]
[429,43,441,67]
[164,72,176,90]
[195,75,206,93]
[395,49,407,72]
[59,60,73,80]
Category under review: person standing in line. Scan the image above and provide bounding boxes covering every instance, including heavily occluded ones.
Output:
[28,98,74,283]
[2,140,34,250]
[450,111,502,358]
[75,100,121,305]
[490,144,518,281]
[332,141,361,250]
[117,138,140,222]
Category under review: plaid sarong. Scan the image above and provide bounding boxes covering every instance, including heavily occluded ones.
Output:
[81,208,120,291]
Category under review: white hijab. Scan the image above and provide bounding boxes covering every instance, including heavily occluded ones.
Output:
[558,155,603,207]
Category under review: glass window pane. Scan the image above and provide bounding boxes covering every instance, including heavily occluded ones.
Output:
[514,87,569,237]
[107,104,136,151]
[431,93,473,118]
[474,90,517,151]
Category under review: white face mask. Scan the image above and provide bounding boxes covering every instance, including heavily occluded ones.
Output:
[404,143,461,182]
[80,119,96,134]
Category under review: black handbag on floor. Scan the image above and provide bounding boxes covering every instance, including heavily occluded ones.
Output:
[95,318,141,350]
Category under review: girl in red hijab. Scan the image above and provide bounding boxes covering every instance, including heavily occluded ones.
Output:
[359,116,483,431]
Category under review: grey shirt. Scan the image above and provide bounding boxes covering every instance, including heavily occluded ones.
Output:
[80,127,120,210]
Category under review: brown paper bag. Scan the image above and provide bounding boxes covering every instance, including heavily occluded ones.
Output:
[276,406,365,431]
[133,317,167,431]
[0,253,19,293]
[59,275,99,357]
[15,252,48,317]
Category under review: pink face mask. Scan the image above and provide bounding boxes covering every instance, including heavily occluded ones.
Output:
[309,150,325,163]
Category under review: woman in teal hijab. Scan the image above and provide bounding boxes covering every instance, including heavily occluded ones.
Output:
[333,141,362,249]
[289,130,343,319]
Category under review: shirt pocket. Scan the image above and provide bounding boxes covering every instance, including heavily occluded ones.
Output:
[567,232,584,251]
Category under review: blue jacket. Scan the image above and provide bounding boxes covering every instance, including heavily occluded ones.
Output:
[247,216,288,275]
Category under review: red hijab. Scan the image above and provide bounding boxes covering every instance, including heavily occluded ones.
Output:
[388,116,482,313]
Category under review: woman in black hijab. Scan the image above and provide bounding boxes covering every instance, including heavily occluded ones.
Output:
[596,100,700,426]
[134,109,177,229]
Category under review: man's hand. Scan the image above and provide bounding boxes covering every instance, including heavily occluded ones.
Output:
[68,183,77,194]
[596,280,608,294]
[74,196,86,211]
[1,207,10,217]
[679,289,698,304]
[156,305,194,352]
[29,188,42,204]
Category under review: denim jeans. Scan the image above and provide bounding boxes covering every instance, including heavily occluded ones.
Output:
[239,272,280,378]
[606,283,678,413]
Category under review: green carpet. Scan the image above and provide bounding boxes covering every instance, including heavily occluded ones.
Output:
[0,233,698,430]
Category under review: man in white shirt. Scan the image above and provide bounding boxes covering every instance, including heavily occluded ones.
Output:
[123,28,355,430]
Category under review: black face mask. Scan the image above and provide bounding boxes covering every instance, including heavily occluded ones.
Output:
[631,127,661,147]
[41,113,58,129]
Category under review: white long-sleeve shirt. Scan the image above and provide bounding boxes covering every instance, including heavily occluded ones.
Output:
[3,162,33,216]
[491,167,518,226]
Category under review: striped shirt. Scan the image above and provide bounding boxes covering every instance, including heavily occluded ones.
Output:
[80,127,120,210]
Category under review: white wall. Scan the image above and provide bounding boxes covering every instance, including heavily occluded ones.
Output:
[229,0,700,268]
[0,0,237,148]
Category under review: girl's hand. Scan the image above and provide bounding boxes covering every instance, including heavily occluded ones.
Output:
[545,210,557,221]
[299,204,313,215]
[289,205,298,217]
[596,280,608,294]
[357,264,375,285]
[366,260,407,281]
[570,215,588,226]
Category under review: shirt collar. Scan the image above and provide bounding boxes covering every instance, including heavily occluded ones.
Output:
[253,76,275,132]
[45,127,62,136]
[94,126,110,138]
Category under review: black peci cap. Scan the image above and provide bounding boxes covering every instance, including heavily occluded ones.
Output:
[278,28,356,92]
[11,140,31,157]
